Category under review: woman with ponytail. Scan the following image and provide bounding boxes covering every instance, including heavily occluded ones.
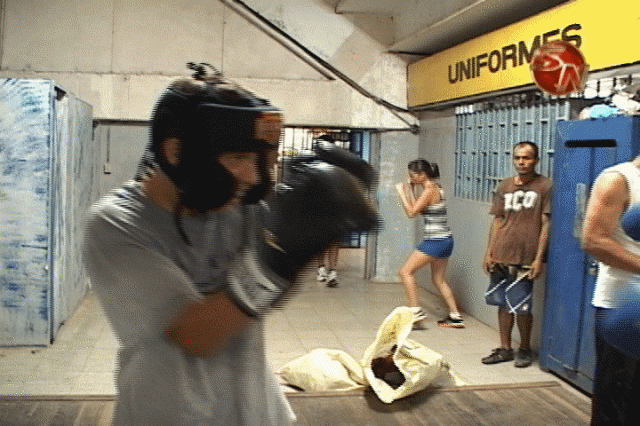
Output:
[396,159,464,329]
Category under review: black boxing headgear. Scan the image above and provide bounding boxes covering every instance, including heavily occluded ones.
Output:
[147,62,283,213]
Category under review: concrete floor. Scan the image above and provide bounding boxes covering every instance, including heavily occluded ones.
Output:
[0,249,589,404]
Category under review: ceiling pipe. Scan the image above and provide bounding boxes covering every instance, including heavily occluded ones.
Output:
[219,0,419,133]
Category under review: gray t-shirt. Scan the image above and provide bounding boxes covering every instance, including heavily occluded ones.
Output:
[82,181,293,426]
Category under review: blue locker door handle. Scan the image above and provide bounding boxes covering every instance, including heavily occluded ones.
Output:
[573,183,588,241]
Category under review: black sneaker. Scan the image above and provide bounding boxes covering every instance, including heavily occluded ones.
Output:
[326,270,338,288]
[514,348,533,368]
[437,316,465,328]
[412,320,427,330]
[481,348,514,364]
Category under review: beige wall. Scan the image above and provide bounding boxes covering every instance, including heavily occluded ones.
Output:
[0,0,409,128]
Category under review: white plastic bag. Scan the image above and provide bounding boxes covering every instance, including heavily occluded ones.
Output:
[278,307,462,402]
[361,307,462,403]
[278,348,368,391]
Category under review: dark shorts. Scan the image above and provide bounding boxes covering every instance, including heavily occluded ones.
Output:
[416,237,454,259]
[592,308,640,425]
[485,264,533,314]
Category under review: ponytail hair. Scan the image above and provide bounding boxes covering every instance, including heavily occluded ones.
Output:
[408,158,440,179]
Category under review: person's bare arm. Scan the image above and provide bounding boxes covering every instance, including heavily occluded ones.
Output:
[581,172,640,274]
[483,217,502,274]
[407,181,418,204]
[395,183,412,217]
[396,181,439,218]
[528,213,550,279]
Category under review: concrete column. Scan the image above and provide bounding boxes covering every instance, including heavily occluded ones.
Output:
[370,131,420,282]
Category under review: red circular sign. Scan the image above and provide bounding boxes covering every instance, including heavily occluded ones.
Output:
[530,41,589,96]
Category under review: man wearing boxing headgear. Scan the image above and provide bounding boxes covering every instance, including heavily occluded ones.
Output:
[82,63,380,426]
[582,154,640,426]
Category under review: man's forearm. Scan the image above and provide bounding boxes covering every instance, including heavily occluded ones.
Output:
[485,218,499,257]
[166,292,250,357]
[533,217,550,263]
[584,236,640,275]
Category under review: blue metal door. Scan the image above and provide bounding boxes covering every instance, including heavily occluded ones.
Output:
[541,116,640,393]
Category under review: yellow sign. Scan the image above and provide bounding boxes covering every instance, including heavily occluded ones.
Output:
[407,0,640,108]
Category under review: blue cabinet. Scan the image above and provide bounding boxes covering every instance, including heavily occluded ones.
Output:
[540,115,640,393]
[0,79,98,345]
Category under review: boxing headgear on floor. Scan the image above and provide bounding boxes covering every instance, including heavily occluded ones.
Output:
[145,62,283,213]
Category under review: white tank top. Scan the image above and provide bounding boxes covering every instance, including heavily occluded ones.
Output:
[592,162,640,308]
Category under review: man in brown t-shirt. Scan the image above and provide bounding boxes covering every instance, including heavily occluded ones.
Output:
[481,141,552,368]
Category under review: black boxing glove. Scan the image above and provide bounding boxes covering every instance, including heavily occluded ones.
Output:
[225,156,381,317]
[264,159,380,278]
[314,141,376,189]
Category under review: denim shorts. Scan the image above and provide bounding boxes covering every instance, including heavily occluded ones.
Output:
[485,264,533,314]
[416,237,454,259]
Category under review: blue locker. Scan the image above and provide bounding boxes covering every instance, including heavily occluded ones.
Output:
[0,79,97,345]
[540,115,640,393]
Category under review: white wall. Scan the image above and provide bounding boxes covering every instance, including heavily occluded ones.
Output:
[416,110,546,349]
[0,0,409,129]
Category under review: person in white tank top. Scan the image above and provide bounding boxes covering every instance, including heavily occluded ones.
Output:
[582,156,640,426]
